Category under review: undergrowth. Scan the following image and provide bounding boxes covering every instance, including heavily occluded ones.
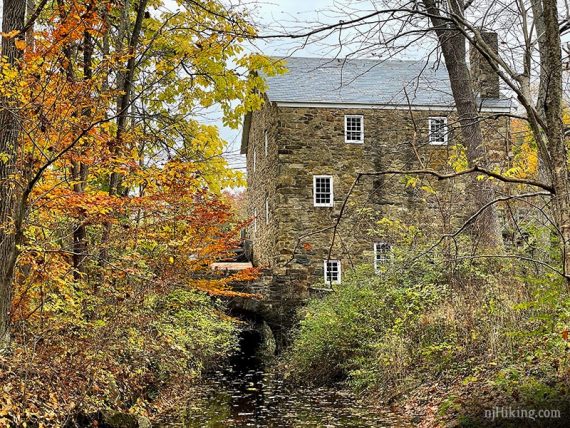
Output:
[284,228,570,423]
[0,288,238,426]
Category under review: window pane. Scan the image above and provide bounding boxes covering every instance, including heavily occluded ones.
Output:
[375,243,392,270]
[345,116,363,142]
[429,118,447,144]
[315,176,332,205]
[325,260,340,283]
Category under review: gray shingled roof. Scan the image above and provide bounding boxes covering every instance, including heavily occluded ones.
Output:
[265,57,512,109]
[240,57,512,154]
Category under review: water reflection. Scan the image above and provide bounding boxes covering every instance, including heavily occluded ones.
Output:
[175,353,409,427]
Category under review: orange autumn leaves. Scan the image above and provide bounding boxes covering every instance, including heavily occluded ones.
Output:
[0,0,273,423]
[1,0,271,326]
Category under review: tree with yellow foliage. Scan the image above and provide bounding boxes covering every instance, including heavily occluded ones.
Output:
[0,0,283,422]
[0,0,283,347]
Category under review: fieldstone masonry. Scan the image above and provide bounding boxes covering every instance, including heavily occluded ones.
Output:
[246,104,510,285]
[470,32,501,99]
[239,54,513,344]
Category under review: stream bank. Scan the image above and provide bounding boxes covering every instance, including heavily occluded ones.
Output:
[161,320,412,427]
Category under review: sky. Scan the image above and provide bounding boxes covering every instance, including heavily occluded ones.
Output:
[218,0,342,171]
[201,0,570,173]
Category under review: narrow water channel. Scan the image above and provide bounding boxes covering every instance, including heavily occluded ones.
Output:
[169,327,410,427]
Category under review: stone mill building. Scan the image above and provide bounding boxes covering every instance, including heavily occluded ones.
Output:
[239,40,514,329]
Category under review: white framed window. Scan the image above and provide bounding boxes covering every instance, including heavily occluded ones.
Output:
[345,115,364,143]
[428,117,448,145]
[264,130,269,156]
[313,175,334,207]
[265,196,269,224]
[374,242,392,272]
[253,208,257,235]
[253,147,256,172]
[324,259,341,285]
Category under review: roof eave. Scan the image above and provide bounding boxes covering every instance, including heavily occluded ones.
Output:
[271,100,513,113]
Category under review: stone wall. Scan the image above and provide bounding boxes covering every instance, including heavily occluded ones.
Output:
[246,105,511,289]
[245,97,280,268]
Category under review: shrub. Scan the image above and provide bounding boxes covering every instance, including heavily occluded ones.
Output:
[0,288,238,426]
[285,244,570,405]
[284,250,448,388]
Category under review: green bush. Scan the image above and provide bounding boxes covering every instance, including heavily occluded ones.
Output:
[149,289,239,375]
[286,246,570,403]
[0,284,240,425]
[284,251,448,388]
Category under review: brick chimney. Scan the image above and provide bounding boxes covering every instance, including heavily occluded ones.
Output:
[470,31,500,99]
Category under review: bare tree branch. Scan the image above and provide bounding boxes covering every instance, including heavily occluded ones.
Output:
[411,191,552,264]
[357,166,555,193]
[20,0,48,35]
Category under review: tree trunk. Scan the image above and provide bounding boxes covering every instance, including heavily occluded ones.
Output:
[423,0,503,249]
[540,0,570,279]
[99,0,147,267]
[25,0,35,48]
[72,161,88,280]
[72,17,94,281]
[0,0,26,349]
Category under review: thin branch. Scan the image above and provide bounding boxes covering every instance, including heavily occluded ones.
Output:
[448,254,566,278]
[357,166,555,193]
[411,191,552,263]
[284,226,336,267]
[20,0,48,35]
[326,174,363,264]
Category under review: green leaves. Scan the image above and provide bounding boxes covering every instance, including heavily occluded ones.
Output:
[285,262,447,389]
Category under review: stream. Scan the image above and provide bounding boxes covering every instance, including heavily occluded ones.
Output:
[167,328,411,427]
